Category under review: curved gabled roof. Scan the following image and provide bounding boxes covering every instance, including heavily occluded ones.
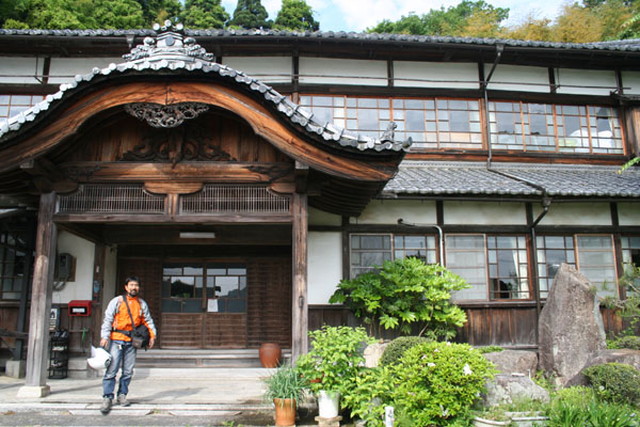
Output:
[0,22,411,155]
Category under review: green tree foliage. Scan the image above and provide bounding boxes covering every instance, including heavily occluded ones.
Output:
[1,0,148,29]
[136,0,181,25]
[329,257,469,340]
[180,0,229,29]
[368,0,509,36]
[273,0,318,31]
[502,14,553,41]
[229,0,271,29]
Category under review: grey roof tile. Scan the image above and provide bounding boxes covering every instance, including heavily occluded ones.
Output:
[383,161,640,198]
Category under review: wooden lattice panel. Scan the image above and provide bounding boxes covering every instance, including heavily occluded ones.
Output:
[180,184,290,214]
[58,184,165,214]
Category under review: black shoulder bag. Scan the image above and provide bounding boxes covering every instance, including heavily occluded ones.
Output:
[121,295,151,350]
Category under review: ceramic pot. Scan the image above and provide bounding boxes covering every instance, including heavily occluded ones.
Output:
[317,390,340,418]
[273,398,296,426]
[259,342,282,368]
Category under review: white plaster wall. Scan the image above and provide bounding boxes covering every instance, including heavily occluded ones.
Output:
[299,58,387,86]
[444,201,526,225]
[52,231,95,304]
[0,57,43,84]
[309,207,342,226]
[394,61,478,89]
[622,71,640,95]
[556,68,617,96]
[535,202,612,226]
[486,64,550,93]
[308,232,342,304]
[222,56,292,84]
[48,57,123,84]
[352,200,437,225]
[617,203,640,226]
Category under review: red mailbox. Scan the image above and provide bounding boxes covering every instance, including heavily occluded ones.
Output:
[68,300,91,317]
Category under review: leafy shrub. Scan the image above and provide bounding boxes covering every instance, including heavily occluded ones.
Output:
[341,366,395,426]
[608,335,640,350]
[390,342,496,426]
[477,345,504,354]
[548,386,638,427]
[583,362,640,406]
[379,336,430,366]
[295,326,374,396]
[329,257,469,340]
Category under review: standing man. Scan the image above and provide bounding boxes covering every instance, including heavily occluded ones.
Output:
[99,276,157,415]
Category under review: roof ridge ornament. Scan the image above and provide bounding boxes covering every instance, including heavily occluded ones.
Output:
[123,19,215,64]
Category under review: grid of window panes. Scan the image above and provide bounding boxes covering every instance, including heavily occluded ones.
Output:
[536,234,618,298]
[394,235,437,264]
[0,229,27,300]
[161,263,247,313]
[536,235,576,299]
[391,98,482,149]
[299,95,482,149]
[487,235,529,300]
[576,235,618,297]
[489,101,623,154]
[350,234,392,278]
[0,95,44,124]
[621,236,640,267]
[445,234,488,300]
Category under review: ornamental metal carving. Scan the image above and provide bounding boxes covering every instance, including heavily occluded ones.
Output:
[123,20,215,63]
[124,102,209,128]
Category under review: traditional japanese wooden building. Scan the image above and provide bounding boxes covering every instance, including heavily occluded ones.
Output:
[0,22,639,396]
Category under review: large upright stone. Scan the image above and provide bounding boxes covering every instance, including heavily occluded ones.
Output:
[538,263,606,386]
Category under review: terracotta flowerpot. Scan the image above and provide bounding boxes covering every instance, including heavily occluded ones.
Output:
[273,398,297,426]
[259,342,282,368]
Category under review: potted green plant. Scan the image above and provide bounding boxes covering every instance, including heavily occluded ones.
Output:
[263,364,307,427]
[295,325,375,418]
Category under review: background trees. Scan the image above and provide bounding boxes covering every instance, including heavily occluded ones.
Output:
[1,0,639,42]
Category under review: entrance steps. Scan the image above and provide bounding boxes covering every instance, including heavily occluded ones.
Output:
[136,348,291,369]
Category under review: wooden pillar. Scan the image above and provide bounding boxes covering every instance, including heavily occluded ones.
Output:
[18,192,57,398]
[291,192,308,362]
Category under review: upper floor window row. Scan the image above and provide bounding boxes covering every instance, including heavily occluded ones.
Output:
[300,95,624,155]
[0,94,44,125]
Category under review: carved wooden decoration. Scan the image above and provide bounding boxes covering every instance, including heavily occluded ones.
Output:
[124,102,209,128]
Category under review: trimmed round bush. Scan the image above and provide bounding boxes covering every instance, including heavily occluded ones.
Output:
[583,362,640,406]
[390,341,497,426]
[379,336,430,366]
[608,335,640,350]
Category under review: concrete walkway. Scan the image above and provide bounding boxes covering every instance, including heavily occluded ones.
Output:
[0,367,315,425]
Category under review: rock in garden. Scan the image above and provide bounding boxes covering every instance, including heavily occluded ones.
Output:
[483,350,538,376]
[538,263,606,386]
[483,374,550,407]
[363,342,388,368]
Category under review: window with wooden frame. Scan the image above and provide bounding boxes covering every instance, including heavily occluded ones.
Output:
[536,234,618,298]
[299,95,482,150]
[0,94,44,124]
[0,227,28,301]
[349,233,438,278]
[489,101,624,154]
[445,234,530,301]
[621,236,640,267]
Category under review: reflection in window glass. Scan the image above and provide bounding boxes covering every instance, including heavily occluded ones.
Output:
[161,263,247,313]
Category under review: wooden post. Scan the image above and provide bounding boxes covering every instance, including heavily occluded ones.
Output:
[291,192,308,362]
[18,192,57,398]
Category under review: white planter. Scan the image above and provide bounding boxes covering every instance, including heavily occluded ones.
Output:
[317,390,340,418]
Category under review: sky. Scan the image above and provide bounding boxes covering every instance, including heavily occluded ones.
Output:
[221,0,571,32]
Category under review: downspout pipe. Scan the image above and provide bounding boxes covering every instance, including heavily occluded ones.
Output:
[483,44,504,168]
[529,196,551,346]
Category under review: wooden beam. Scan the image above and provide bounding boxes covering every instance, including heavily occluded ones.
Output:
[291,192,308,362]
[18,192,57,398]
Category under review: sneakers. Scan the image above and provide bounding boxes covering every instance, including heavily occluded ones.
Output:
[117,394,131,407]
[100,397,112,415]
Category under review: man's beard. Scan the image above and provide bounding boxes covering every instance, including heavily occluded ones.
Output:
[128,289,138,297]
